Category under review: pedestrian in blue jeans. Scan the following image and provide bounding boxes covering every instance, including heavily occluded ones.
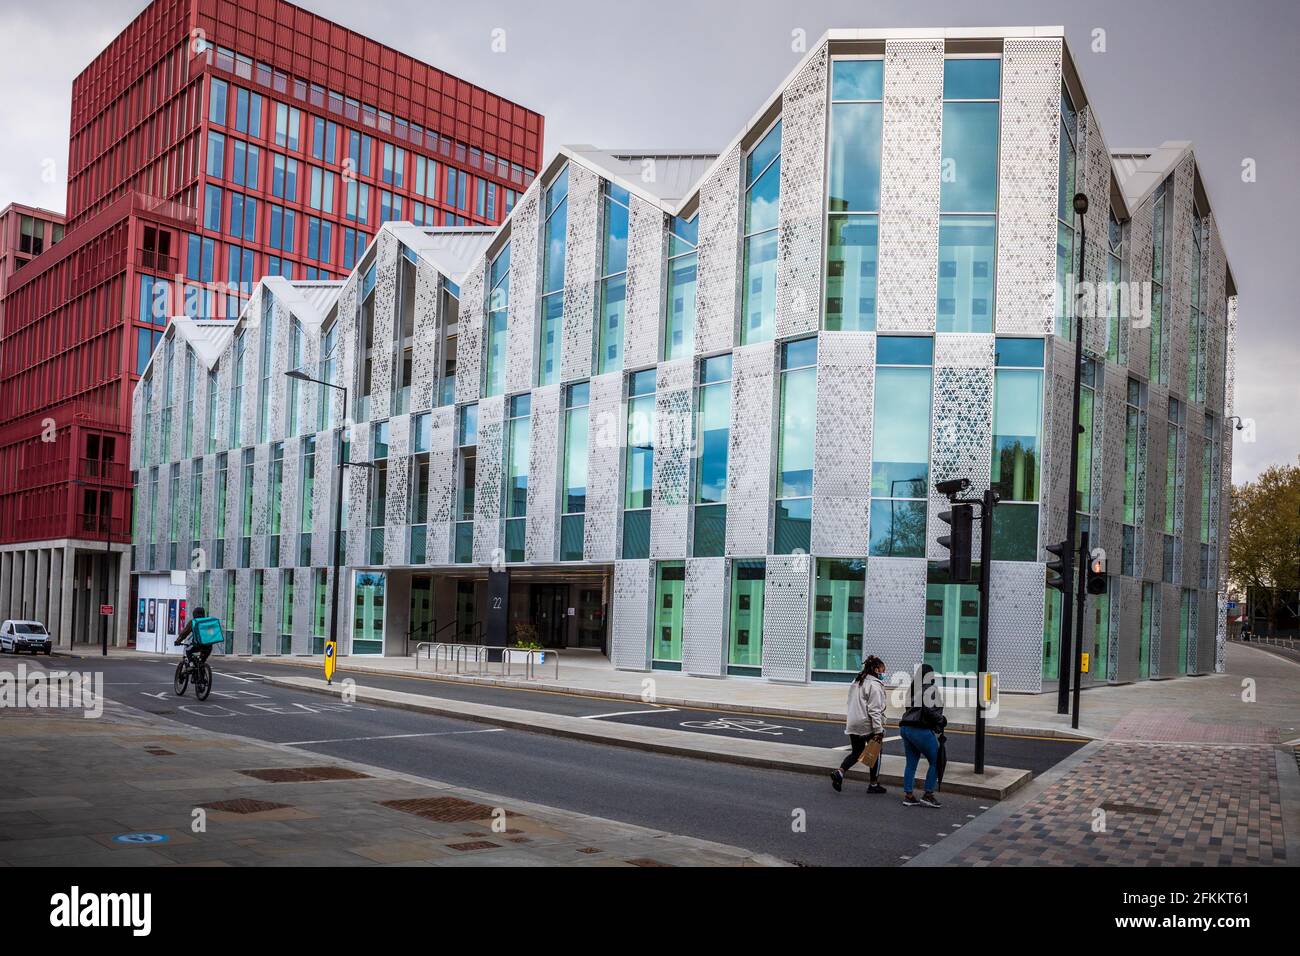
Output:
[898,663,945,808]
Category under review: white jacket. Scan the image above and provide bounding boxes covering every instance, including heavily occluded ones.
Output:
[845,674,887,736]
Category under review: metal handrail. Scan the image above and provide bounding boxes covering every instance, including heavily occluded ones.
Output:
[413,640,559,680]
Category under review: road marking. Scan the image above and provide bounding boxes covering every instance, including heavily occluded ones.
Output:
[582,708,677,719]
[832,735,901,750]
[281,728,506,746]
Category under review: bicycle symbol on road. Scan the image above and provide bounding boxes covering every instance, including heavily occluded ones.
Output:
[679,717,806,736]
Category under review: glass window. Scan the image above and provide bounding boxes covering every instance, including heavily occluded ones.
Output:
[561,383,589,561]
[870,338,932,557]
[990,338,1044,560]
[624,369,656,559]
[598,184,630,373]
[813,559,866,678]
[539,167,569,385]
[485,244,510,396]
[665,216,698,360]
[775,338,817,553]
[693,354,732,557]
[937,216,995,333]
[728,560,766,674]
[926,562,981,675]
[505,394,531,561]
[741,121,781,344]
[653,562,685,665]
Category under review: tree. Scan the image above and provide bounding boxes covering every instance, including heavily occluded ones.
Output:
[1229,457,1300,632]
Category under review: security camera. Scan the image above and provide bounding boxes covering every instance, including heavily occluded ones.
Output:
[935,478,971,497]
[1073,192,1089,215]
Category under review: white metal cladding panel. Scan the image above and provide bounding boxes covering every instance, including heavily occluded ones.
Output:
[623,194,666,369]
[199,454,216,546]
[1147,581,1164,676]
[1114,577,1141,682]
[988,560,1046,693]
[682,556,727,676]
[279,436,300,560]
[610,559,651,670]
[650,361,693,560]
[224,447,243,568]
[725,342,776,556]
[1186,592,1200,675]
[213,340,233,461]
[455,259,486,405]
[811,331,874,556]
[775,41,828,340]
[176,458,193,557]
[863,557,926,673]
[233,569,252,655]
[426,405,456,564]
[268,301,292,441]
[130,386,143,470]
[185,570,204,620]
[292,568,315,655]
[473,396,505,564]
[410,258,441,413]
[148,357,165,466]
[762,554,811,682]
[1127,199,1153,377]
[1203,218,1227,414]
[167,339,186,463]
[995,38,1062,336]
[584,372,623,562]
[251,444,271,569]
[383,414,411,566]
[877,40,942,332]
[1159,583,1181,676]
[1213,591,1227,674]
[561,162,601,383]
[1105,582,1122,682]
[1040,336,1075,552]
[694,146,742,354]
[506,188,541,395]
[369,232,400,421]
[262,569,282,653]
[926,335,994,561]
[1183,429,1202,589]
[345,424,371,567]
[1163,157,1195,396]
[525,384,562,563]
[1077,107,1113,356]
[1097,367,1128,563]
[309,431,336,567]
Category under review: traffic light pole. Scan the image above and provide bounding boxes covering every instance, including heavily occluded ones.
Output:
[1071,529,1089,730]
[975,488,995,774]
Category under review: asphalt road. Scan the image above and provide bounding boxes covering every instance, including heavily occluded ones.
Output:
[209,656,1086,775]
[78,655,1025,866]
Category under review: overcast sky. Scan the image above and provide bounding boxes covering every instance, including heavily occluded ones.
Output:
[1,0,1295,482]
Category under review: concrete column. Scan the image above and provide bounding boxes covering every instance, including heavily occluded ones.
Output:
[8,551,24,619]
[115,552,131,648]
[34,549,50,626]
[383,570,411,657]
[48,548,66,648]
[21,550,36,621]
[0,551,12,620]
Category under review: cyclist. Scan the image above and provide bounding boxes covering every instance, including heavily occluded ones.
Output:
[174,606,214,665]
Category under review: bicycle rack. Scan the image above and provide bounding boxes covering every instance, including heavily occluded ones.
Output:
[413,641,559,680]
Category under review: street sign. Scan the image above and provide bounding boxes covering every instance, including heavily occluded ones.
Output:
[978,671,999,710]
[1226,601,1238,610]
[324,640,337,684]
[100,604,113,616]
[1081,651,1090,674]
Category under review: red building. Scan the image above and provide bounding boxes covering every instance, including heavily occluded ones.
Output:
[0,0,543,646]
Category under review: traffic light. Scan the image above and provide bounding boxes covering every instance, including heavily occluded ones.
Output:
[1046,540,1070,592]
[937,503,974,582]
[1086,549,1108,595]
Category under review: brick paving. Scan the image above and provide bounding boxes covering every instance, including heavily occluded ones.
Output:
[952,730,1288,866]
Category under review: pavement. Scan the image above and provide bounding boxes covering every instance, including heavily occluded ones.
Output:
[908,641,1300,866]
[0,679,784,868]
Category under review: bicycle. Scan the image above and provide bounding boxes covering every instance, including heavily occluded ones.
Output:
[173,649,213,701]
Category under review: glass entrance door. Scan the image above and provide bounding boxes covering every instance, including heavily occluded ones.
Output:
[531,584,567,647]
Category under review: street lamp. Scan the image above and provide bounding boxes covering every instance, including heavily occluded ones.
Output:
[72,478,114,657]
[285,369,372,675]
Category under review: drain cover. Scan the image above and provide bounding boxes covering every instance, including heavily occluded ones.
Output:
[380,796,498,822]
[200,798,292,815]
[113,832,170,845]
[446,840,499,851]
[238,766,369,783]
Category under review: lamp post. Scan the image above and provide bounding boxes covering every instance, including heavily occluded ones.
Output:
[1057,191,1091,715]
[73,477,114,657]
[285,370,371,672]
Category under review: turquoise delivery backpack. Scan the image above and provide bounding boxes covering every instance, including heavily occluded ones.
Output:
[192,616,225,647]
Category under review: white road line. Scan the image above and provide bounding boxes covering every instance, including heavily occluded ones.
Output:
[282,728,506,746]
[581,708,677,719]
[832,735,901,751]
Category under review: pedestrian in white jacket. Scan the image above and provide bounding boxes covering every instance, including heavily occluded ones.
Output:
[831,655,888,794]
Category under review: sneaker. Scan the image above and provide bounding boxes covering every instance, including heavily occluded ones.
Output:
[830,769,844,793]
[902,793,920,807]
[920,791,942,808]
[867,783,887,794]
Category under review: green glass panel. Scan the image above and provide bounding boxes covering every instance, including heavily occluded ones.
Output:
[812,559,865,674]
[653,561,685,663]
[728,560,765,668]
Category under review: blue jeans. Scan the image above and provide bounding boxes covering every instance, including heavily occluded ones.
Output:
[901,725,939,794]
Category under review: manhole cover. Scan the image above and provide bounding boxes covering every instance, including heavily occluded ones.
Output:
[447,840,499,851]
[113,832,170,845]
[200,798,292,815]
[380,796,497,822]
[238,766,369,783]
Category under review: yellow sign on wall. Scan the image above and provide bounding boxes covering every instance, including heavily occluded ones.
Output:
[1081,652,1090,674]
[324,640,337,683]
